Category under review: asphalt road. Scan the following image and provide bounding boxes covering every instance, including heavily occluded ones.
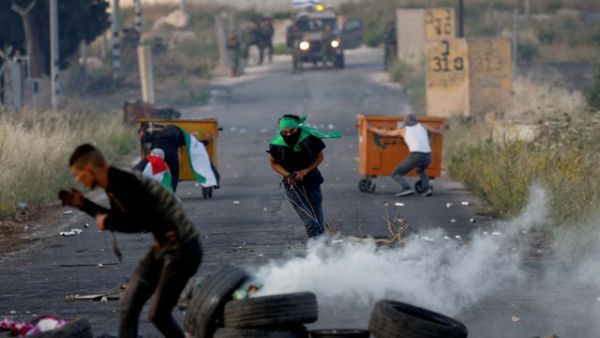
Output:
[1,48,597,338]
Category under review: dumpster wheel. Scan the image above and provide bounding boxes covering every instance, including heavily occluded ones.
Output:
[414,180,433,194]
[358,178,376,193]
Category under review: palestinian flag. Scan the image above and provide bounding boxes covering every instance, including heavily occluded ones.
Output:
[143,155,173,192]
[182,130,218,188]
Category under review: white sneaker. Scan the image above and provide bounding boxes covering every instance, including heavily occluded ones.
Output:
[395,189,415,197]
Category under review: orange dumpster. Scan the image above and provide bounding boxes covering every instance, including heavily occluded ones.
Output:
[356,114,445,193]
[138,118,219,182]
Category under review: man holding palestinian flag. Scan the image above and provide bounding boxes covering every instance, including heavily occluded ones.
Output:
[267,114,341,238]
[142,148,174,192]
[138,122,218,193]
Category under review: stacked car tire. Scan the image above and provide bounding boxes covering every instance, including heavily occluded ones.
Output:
[184,265,317,338]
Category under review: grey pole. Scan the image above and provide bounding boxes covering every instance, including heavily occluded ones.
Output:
[134,0,142,35]
[457,0,464,38]
[512,8,518,80]
[50,0,60,109]
[111,0,122,81]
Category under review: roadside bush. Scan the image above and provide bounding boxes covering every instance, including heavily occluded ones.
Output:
[364,31,383,47]
[388,60,425,113]
[445,112,600,226]
[0,110,136,220]
[517,41,539,63]
[585,63,600,111]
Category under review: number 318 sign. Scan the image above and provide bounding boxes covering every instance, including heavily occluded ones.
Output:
[426,39,468,88]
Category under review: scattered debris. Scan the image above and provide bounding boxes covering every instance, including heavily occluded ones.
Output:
[511,316,520,322]
[59,231,76,237]
[492,231,502,236]
[394,202,404,207]
[461,201,470,206]
[444,236,450,240]
[100,296,108,303]
[450,219,456,223]
[71,229,82,234]
[331,239,344,245]
[98,263,104,268]
[469,218,476,223]
[483,231,489,236]
[194,183,200,187]
[328,124,335,130]
[84,224,90,228]
[62,210,73,215]
[23,226,29,231]
[260,128,269,133]
[446,202,453,208]
[59,263,118,268]
[233,201,240,205]
[263,207,268,212]
[17,202,28,209]
[455,235,462,240]
[421,236,435,242]
[9,310,16,315]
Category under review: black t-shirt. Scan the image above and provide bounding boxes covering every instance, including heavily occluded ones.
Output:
[268,135,326,189]
[141,125,185,155]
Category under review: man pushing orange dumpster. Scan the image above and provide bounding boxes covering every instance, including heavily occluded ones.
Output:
[368,113,446,197]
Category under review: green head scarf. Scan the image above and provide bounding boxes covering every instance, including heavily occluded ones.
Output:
[271,115,342,151]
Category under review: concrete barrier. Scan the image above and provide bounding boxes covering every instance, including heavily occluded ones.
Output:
[468,38,513,117]
[396,8,455,66]
[426,38,469,117]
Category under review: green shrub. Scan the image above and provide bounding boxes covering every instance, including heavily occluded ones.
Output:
[364,31,383,47]
[585,63,600,111]
[517,41,539,62]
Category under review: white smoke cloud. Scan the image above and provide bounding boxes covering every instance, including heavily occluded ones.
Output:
[253,185,550,317]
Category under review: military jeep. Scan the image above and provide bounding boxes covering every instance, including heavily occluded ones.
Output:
[286,5,363,72]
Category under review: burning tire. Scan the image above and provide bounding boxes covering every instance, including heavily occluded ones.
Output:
[368,300,467,338]
[184,265,250,338]
[33,318,93,338]
[223,292,318,328]
[309,328,370,338]
[214,327,309,338]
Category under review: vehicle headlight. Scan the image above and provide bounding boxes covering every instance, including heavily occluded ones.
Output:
[330,40,340,48]
[299,41,310,51]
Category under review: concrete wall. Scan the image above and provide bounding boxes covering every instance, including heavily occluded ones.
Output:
[426,38,469,117]
[119,0,360,12]
[396,9,425,66]
[396,8,455,66]
[468,38,513,116]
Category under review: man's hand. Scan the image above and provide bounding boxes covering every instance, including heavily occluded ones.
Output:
[58,189,85,208]
[96,214,107,231]
[295,169,308,182]
[286,172,297,185]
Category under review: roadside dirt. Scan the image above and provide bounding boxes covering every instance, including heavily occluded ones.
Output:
[0,203,65,255]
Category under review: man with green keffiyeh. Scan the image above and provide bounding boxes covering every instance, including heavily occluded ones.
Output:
[267,114,341,238]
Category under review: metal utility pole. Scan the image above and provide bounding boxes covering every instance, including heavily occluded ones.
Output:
[134,0,142,35]
[50,0,60,109]
[512,8,518,79]
[457,0,464,37]
[111,0,122,81]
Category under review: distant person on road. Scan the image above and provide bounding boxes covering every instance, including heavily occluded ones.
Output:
[226,32,242,76]
[384,20,397,70]
[261,16,274,64]
[59,144,202,338]
[267,115,341,238]
[368,113,446,197]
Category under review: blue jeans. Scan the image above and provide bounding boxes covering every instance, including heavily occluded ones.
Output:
[284,183,324,238]
[392,152,431,190]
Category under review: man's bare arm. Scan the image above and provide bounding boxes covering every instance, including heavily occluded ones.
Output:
[367,126,405,137]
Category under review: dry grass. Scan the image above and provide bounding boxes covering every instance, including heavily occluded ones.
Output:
[0,109,136,219]
[511,77,587,119]
[444,78,600,227]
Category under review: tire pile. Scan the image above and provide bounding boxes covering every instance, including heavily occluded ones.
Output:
[183,265,469,338]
